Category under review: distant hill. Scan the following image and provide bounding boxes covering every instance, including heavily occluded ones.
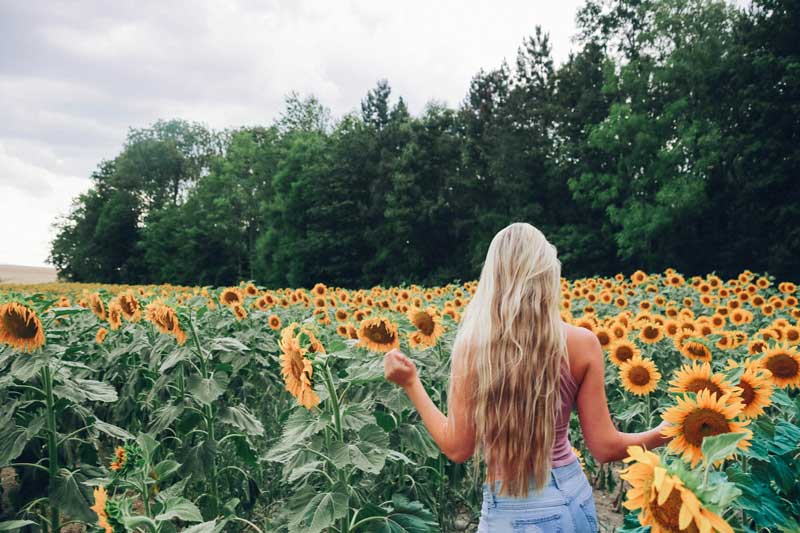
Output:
[0,264,58,284]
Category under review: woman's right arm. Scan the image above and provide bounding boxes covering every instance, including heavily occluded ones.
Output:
[574,329,671,463]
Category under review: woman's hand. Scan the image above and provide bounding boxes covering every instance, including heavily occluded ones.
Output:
[384,348,418,389]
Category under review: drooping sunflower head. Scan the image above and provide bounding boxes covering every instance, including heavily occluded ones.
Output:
[144,302,186,345]
[756,344,800,389]
[357,316,400,353]
[278,326,320,410]
[96,327,108,344]
[680,340,713,362]
[233,304,248,321]
[662,389,751,467]
[620,356,661,396]
[107,302,123,331]
[90,293,106,321]
[0,302,45,352]
[117,291,141,322]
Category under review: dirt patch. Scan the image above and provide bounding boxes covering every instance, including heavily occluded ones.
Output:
[593,486,624,531]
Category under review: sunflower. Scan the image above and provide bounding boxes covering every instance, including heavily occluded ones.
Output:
[357,316,400,353]
[117,291,141,322]
[107,302,123,331]
[725,359,773,419]
[90,293,106,321]
[144,302,187,345]
[572,447,586,470]
[109,446,126,472]
[279,325,320,410]
[661,389,751,467]
[680,340,713,362]
[406,306,444,348]
[233,304,248,321]
[268,314,282,331]
[0,302,45,352]
[96,327,108,344]
[90,486,113,533]
[219,287,243,307]
[620,356,661,395]
[243,283,259,297]
[638,323,665,344]
[668,360,737,400]
[756,344,800,388]
[620,446,734,533]
[608,339,641,366]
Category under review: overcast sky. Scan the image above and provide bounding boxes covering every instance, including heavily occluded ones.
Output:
[0,0,585,267]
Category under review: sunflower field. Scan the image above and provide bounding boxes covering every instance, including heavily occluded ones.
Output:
[0,269,799,533]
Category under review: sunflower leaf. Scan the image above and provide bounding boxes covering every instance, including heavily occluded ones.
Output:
[701,432,749,466]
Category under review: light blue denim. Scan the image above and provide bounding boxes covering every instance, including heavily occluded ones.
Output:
[477,459,598,532]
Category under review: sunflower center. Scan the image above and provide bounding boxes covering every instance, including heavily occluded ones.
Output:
[649,486,699,533]
[686,344,708,358]
[765,353,799,378]
[597,331,610,345]
[628,366,651,386]
[224,292,239,304]
[365,322,395,344]
[738,379,756,406]
[2,309,39,340]
[682,408,729,447]
[290,350,306,379]
[616,346,634,362]
[643,326,660,339]
[685,379,722,397]
[413,312,435,336]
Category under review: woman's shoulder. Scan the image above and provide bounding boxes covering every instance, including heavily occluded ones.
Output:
[561,322,599,388]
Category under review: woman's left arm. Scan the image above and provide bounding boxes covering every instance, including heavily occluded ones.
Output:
[384,348,475,463]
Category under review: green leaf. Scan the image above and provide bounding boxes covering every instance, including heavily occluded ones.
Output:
[52,467,94,522]
[0,416,45,465]
[73,379,118,402]
[154,459,181,481]
[186,376,227,406]
[94,419,134,440]
[149,404,184,434]
[156,476,191,504]
[209,337,249,353]
[218,405,264,436]
[121,515,158,532]
[328,424,389,474]
[701,432,749,466]
[181,520,217,533]
[288,485,348,533]
[360,494,439,532]
[341,403,375,431]
[137,432,160,464]
[155,497,203,523]
[0,520,37,531]
[263,408,328,463]
[397,424,438,459]
[159,349,189,373]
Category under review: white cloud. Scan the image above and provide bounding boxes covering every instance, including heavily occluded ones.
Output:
[0,0,584,267]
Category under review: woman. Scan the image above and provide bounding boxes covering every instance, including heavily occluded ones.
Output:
[383,223,671,532]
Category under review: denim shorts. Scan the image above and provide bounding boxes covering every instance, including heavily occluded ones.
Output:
[477,459,598,532]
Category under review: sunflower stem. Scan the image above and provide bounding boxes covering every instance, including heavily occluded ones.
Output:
[42,365,59,533]
[322,363,348,533]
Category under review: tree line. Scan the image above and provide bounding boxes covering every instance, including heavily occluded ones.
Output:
[50,0,800,287]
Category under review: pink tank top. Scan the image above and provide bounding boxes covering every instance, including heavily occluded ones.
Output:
[485,360,580,478]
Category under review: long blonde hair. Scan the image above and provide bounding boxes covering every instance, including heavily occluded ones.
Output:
[451,222,567,497]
